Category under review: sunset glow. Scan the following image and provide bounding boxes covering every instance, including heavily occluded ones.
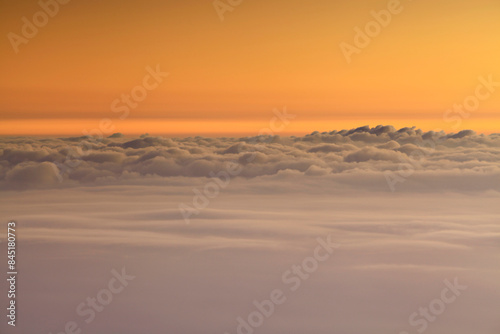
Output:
[1,2,500,334]
[2,0,499,135]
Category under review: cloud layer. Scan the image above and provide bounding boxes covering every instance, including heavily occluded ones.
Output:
[1,125,499,191]
[0,184,499,334]
[0,126,499,334]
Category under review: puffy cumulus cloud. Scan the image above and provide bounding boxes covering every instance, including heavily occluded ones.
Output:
[344,147,404,163]
[5,161,61,187]
[107,132,124,138]
[0,126,499,190]
[307,143,355,153]
[82,152,127,163]
[1,148,51,164]
[119,136,175,149]
[304,165,332,176]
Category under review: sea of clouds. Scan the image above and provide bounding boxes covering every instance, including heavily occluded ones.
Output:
[0,126,499,334]
[1,125,500,192]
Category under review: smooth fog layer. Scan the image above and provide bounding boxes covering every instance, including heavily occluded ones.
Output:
[0,186,499,334]
[1,125,500,191]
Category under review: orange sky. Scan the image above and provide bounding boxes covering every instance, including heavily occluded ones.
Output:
[0,0,499,135]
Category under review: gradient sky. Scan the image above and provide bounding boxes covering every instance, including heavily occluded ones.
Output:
[0,0,499,135]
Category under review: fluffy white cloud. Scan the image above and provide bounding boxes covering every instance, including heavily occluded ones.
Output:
[0,126,498,191]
